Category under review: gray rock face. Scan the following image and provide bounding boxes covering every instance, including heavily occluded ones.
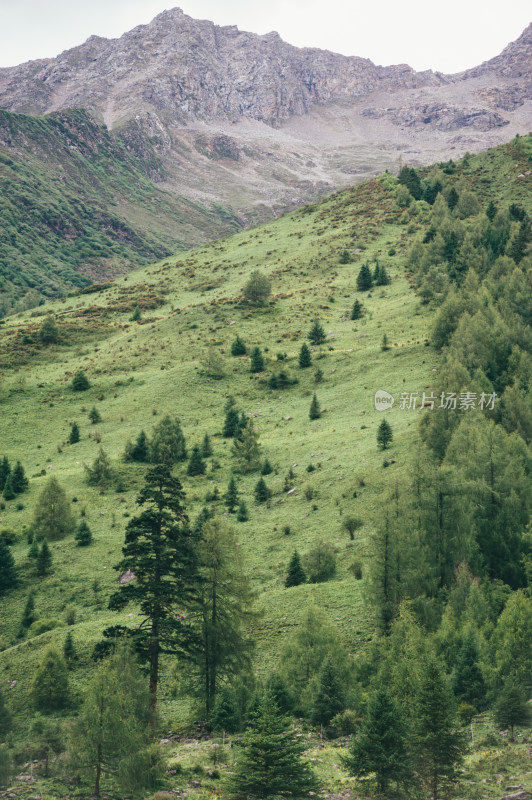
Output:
[0,8,443,125]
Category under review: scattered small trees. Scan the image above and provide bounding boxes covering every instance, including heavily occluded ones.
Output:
[2,474,15,501]
[299,343,312,368]
[72,370,90,391]
[201,433,213,457]
[356,263,373,291]
[202,346,225,379]
[125,430,149,462]
[261,458,273,475]
[69,422,80,444]
[243,270,271,305]
[0,457,10,491]
[309,393,321,420]
[339,249,352,264]
[33,476,75,540]
[377,418,393,449]
[224,398,241,438]
[285,551,306,587]
[19,592,36,634]
[308,320,326,346]
[63,631,77,667]
[31,647,70,711]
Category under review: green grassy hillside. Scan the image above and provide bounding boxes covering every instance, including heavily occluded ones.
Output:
[0,109,243,309]
[0,134,531,799]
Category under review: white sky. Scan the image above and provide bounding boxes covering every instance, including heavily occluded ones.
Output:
[0,0,530,73]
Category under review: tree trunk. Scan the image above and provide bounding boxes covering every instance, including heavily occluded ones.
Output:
[95,747,102,798]
[149,617,159,736]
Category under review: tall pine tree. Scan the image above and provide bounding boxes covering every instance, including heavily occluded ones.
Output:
[107,465,201,731]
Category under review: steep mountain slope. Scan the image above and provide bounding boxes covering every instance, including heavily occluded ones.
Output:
[0,137,531,797]
[0,108,243,304]
[0,10,531,305]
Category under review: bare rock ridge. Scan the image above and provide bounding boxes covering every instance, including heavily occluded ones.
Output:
[0,7,444,125]
[0,8,531,254]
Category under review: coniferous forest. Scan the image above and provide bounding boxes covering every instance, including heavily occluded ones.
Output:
[0,135,531,799]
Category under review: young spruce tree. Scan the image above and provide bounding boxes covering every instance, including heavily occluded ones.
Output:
[309,393,321,420]
[187,445,206,476]
[11,461,29,494]
[299,343,312,368]
[225,694,320,800]
[377,417,393,449]
[342,686,412,794]
[285,551,306,587]
[308,320,326,346]
[225,476,239,513]
[69,423,80,444]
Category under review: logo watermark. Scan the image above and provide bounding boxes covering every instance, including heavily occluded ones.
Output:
[375,390,497,411]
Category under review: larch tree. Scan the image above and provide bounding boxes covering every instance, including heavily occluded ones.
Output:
[193,517,255,715]
[414,656,467,800]
[68,644,151,796]
[33,476,75,540]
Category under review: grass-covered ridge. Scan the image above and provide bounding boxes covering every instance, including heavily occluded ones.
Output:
[0,134,531,798]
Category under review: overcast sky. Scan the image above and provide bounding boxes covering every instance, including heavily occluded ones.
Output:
[0,0,530,73]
